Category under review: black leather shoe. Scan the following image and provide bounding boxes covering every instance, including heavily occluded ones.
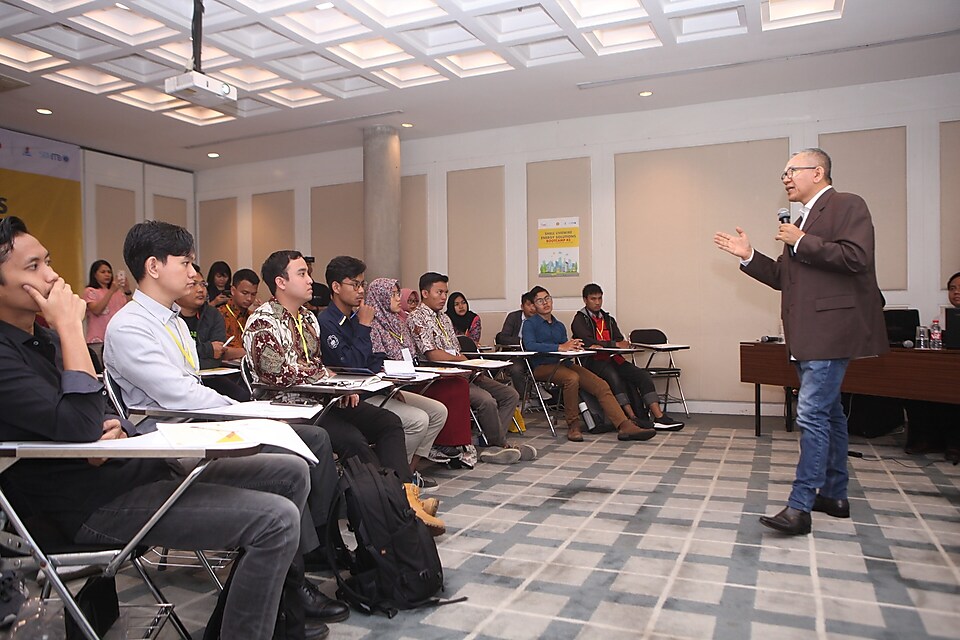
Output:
[812,495,850,519]
[300,579,350,623]
[759,506,811,535]
[305,622,330,640]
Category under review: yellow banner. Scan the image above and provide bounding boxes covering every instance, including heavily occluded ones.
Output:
[0,167,84,288]
[538,226,580,249]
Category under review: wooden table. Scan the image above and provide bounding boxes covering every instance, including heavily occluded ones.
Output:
[740,342,960,436]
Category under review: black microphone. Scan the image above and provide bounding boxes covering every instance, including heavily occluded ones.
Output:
[760,335,783,343]
[890,339,914,348]
[777,208,791,224]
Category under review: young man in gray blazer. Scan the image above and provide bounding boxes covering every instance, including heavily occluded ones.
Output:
[714,147,888,535]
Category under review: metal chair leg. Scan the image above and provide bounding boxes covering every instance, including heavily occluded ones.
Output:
[132,556,193,640]
[196,550,224,592]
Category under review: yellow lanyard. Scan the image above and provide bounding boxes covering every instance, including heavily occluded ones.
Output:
[435,314,451,346]
[293,313,310,357]
[135,299,197,371]
[388,329,404,344]
[225,304,245,335]
[595,317,606,340]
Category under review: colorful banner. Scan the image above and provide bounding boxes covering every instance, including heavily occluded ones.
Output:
[537,217,580,277]
[0,128,83,288]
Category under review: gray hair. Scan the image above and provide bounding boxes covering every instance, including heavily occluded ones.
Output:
[794,147,832,182]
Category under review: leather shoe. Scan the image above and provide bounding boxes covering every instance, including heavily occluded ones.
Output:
[812,495,850,519]
[617,420,655,441]
[300,579,350,623]
[759,506,811,535]
[946,447,960,465]
[305,622,330,640]
[567,425,584,442]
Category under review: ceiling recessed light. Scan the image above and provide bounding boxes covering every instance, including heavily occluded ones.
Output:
[316,2,334,9]
[401,122,414,128]
[207,152,220,158]
[638,91,653,97]
[115,3,130,10]
[36,108,53,115]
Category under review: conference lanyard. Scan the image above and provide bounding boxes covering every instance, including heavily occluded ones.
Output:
[225,304,245,335]
[133,299,197,371]
[293,313,310,357]
[435,314,451,345]
[594,317,606,341]
[388,329,404,344]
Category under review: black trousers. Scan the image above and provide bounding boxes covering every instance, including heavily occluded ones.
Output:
[320,401,411,483]
[582,358,659,417]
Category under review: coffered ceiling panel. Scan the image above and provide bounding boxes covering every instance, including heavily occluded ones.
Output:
[0,0,957,170]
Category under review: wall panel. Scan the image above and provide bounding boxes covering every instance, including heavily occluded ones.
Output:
[447,166,505,299]
[941,120,960,287]
[400,174,428,290]
[198,197,238,277]
[153,195,187,228]
[252,190,295,278]
[94,185,135,282]
[311,182,364,267]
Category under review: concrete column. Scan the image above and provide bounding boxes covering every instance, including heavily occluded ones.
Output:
[362,125,401,280]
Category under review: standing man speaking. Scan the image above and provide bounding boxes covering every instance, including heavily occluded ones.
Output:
[714,147,887,535]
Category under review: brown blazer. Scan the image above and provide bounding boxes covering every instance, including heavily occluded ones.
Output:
[742,188,889,361]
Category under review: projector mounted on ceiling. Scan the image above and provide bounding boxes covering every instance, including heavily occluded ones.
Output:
[164,71,237,109]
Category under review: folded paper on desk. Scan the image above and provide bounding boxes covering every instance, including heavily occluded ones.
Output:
[199,367,241,377]
[459,358,510,368]
[416,366,470,375]
[157,420,318,463]
[383,359,415,376]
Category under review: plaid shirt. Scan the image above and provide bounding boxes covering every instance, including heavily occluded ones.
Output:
[243,299,328,387]
[407,303,460,358]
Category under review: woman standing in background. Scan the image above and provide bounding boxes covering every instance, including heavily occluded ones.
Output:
[84,259,130,361]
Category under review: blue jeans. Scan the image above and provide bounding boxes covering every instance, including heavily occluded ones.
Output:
[788,358,850,512]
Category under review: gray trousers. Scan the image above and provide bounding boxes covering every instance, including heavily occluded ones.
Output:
[76,453,308,640]
[469,375,520,447]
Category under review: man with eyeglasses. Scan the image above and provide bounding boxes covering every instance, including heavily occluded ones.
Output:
[176,267,245,370]
[522,286,657,443]
[714,147,887,536]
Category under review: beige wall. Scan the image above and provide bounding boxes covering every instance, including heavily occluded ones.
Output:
[447,166,505,299]
[820,127,908,290]
[941,120,960,286]
[198,197,238,277]
[615,138,790,403]
[400,174,428,290]
[527,157,592,297]
[153,194,187,228]
[94,185,135,282]
[252,190,295,281]
[311,182,364,268]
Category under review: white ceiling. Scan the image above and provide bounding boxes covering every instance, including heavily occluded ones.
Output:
[1,0,958,171]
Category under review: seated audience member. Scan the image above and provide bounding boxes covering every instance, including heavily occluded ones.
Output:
[177,266,245,368]
[83,259,131,361]
[244,250,443,534]
[408,272,533,465]
[399,287,419,322]
[522,286,656,443]
[367,277,478,470]
[0,217,311,640]
[495,291,537,392]
[318,256,447,489]
[104,222,349,629]
[446,291,482,343]
[904,270,960,463]
[206,260,232,307]
[570,283,684,431]
[220,268,260,344]
[304,256,331,315]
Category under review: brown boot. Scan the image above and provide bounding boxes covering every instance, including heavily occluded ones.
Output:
[403,483,446,536]
[617,419,655,441]
[421,497,440,517]
[567,423,584,442]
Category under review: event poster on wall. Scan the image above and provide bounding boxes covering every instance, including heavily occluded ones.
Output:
[537,216,580,277]
[0,128,83,288]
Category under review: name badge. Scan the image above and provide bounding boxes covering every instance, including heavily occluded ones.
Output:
[401,348,413,362]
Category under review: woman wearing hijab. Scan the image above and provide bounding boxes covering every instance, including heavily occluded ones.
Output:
[446,291,482,344]
[368,278,477,469]
[399,287,419,322]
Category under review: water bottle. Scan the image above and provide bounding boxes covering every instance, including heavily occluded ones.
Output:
[930,319,943,350]
[578,401,596,430]
[915,325,929,349]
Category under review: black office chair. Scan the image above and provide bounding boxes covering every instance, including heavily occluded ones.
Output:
[629,328,689,417]
[457,335,479,354]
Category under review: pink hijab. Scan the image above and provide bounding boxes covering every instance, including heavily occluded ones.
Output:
[398,287,418,322]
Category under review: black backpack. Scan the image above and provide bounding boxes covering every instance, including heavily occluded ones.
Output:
[326,458,463,618]
[579,390,616,433]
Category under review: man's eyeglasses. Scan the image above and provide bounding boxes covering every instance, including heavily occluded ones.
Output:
[341,278,366,290]
[780,166,817,180]
[534,296,552,306]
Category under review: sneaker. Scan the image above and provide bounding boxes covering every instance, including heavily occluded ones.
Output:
[479,447,521,465]
[631,416,656,429]
[653,414,685,431]
[515,443,537,461]
[412,471,438,489]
